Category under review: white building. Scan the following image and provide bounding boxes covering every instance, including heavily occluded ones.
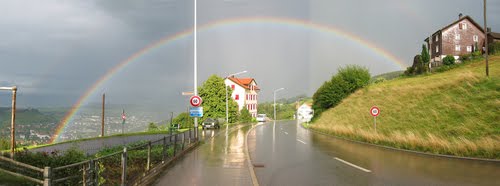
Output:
[224,77,260,117]
[297,103,314,122]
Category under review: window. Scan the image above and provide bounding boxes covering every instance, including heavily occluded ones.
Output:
[435,36,439,42]
[231,85,235,90]
[455,45,461,51]
[235,94,239,100]
[473,35,478,42]
[436,45,439,53]
[459,23,467,30]
[467,46,472,52]
[455,34,460,40]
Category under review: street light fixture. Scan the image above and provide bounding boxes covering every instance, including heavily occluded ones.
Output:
[225,70,248,124]
[1,86,17,158]
[273,88,285,121]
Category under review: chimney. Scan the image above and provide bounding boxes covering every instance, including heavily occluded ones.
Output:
[458,13,463,19]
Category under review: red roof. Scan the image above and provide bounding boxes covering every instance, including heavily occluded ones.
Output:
[227,77,260,90]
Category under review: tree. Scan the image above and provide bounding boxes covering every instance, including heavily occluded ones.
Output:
[421,44,430,64]
[239,106,252,123]
[172,112,192,129]
[198,75,239,123]
[148,122,159,132]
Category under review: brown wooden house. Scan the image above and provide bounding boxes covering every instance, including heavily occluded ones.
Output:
[425,15,485,64]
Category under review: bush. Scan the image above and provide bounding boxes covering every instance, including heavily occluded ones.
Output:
[443,55,455,66]
[404,66,415,76]
[472,51,482,58]
[312,65,370,118]
[489,42,500,55]
[238,107,252,123]
[460,54,472,61]
[373,77,386,84]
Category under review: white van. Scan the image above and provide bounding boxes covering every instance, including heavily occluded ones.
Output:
[256,114,266,122]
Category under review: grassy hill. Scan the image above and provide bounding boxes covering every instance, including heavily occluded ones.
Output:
[311,56,500,159]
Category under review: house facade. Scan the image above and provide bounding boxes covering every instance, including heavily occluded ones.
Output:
[224,77,260,118]
[425,15,485,63]
[488,32,500,44]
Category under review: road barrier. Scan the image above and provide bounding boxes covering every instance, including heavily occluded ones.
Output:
[0,129,197,186]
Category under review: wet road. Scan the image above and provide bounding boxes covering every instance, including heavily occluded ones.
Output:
[154,124,254,186]
[248,120,500,186]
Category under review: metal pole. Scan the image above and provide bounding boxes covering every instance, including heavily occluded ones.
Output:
[226,85,228,124]
[101,93,105,137]
[193,0,198,140]
[484,0,489,77]
[121,147,127,186]
[10,86,17,158]
[374,116,377,133]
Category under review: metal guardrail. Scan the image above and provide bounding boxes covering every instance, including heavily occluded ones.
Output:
[0,129,197,186]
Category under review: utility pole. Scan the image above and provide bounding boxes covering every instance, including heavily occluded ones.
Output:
[484,0,489,77]
[101,93,105,137]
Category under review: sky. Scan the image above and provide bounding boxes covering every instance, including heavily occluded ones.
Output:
[1,0,499,114]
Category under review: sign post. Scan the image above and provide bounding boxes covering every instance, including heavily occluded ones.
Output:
[370,106,380,132]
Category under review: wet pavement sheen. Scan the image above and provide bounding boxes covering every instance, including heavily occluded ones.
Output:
[154,124,254,186]
[248,120,500,186]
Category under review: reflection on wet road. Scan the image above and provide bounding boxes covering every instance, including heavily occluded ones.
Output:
[248,120,500,186]
[154,124,253,186]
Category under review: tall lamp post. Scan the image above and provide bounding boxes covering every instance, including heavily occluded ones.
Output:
[273,88,285,121]
[193,0,199,139]
[1,86,17,158]
[225,70,247,124]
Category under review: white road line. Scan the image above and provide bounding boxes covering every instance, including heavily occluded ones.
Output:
[334,157,371,173]
[296,139,307,144]
[284,132,288,135]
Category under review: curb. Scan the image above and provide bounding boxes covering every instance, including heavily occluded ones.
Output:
[301,123,500,163]
[245,123,264,186]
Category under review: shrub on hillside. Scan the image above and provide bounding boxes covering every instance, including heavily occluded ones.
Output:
[312,65,370,118]
[460,54,472,61]
[239,107,252,123]
[472,51,482,58]
[489,42,500,55]
[443,55,455,66]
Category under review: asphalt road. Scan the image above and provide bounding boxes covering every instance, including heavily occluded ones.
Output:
[154,124,254,186]
[248,120,500,186]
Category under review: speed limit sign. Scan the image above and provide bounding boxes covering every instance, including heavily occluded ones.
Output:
[370,106,380,117]
[190,96,202,107]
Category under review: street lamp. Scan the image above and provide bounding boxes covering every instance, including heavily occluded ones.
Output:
[193,0,198,139]
[1,86,17,158]
[225,70,247,124]
[273,88,285,121]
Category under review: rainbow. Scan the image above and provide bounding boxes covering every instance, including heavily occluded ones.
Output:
[49,16,407,143]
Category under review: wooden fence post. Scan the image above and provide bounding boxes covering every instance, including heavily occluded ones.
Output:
[121,147,127,186]
[43,166,51,186]
[173,134,177,157]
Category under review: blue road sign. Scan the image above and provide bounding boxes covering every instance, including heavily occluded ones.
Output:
[189,107,203,117]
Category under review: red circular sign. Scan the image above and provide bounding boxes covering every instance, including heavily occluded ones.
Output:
[370,106,380,117]
[190,96,202,107]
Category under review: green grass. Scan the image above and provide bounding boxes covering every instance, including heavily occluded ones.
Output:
[311,55,500,159]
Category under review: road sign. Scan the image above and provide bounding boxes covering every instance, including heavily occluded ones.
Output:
[189,107,203,117]
[190,96,202,107]
[182,91,194,96]
[370,106,380,117]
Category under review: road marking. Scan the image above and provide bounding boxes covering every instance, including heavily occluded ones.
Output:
[296,139,307,144]
[334,157,371,173]
[284,132,288,135]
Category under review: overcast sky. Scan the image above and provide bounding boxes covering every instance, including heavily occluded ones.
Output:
[1,0,499,113]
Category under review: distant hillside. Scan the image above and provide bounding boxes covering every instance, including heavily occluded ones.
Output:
[311,56,500,159]
[0,107,58,127]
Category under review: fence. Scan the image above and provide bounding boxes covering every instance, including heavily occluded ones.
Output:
[0,129,197,186]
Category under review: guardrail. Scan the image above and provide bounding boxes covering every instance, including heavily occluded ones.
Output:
[0,129,197,186]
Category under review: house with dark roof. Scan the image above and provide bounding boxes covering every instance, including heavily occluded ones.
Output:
[224,77,260,117]
[425,15,485,65]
